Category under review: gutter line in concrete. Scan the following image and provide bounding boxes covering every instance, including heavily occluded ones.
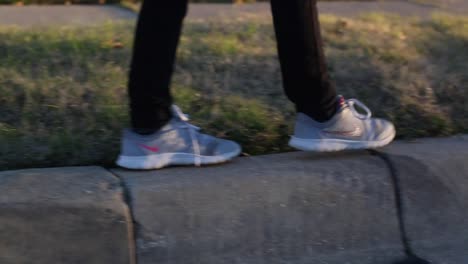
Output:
[106,168,139,264]
[370,150,431,264]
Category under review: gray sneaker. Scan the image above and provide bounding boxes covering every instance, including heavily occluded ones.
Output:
[117,105,242,170]
[289,96,396,152]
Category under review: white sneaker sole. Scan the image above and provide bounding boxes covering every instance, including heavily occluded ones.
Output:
[116,149,241,170]
[289,132,396,152]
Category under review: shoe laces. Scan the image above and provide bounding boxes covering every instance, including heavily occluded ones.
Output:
[345,98,372,120]
[172,105,202,167]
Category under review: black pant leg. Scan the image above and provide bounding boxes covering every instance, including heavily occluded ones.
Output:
[270,0,338,122]
[128,0,188,132]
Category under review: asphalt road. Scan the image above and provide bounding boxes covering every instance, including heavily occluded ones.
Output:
[0,1,466,27]
[0,5,135,26]
[186,1,467,19]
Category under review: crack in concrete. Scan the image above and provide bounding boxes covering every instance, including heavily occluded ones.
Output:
[369,150,431,264]
[104,150,441,264]
[106,168,139,264]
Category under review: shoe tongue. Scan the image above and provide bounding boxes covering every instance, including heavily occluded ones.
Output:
[171,105,190,122]
[337,95,348,111]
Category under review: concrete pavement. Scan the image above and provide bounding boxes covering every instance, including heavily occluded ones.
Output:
[381,136,468,263]
[0,166,135,264]
[112,151,404,264]
[184,1,467,20]
[0,1,467,27]
[0,5,135,27]
[1,136,467,263]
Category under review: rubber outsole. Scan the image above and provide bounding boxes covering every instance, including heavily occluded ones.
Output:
[116,149,241,170]
[289,132,396,152]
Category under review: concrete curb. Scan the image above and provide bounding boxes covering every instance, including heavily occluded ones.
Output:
[112,151,405,264]
[379,135,468,263]
[0,166,135,264]
[1,136,467,263]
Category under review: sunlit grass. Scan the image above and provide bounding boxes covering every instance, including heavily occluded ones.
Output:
[1,13,467,170]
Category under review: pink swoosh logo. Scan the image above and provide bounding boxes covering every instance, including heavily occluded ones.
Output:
[139,144,160,153]
[322,126,362,137]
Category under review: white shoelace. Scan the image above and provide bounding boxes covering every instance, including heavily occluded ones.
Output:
[172,105,202,167]
[346,99,372,120]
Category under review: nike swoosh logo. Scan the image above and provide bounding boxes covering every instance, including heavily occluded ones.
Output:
[322,126,362,137]
[139,144,160,153]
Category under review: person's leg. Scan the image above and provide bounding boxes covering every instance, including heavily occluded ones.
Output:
[128,0,188,134]
[119,1,242,170]
[270,0,337,122]
[270,0,396,151]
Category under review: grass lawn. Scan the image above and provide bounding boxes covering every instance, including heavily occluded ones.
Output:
[1,13,467,170]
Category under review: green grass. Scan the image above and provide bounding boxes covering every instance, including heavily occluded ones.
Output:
[1,13,468,170]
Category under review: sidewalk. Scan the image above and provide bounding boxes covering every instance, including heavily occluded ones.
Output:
[186,1,467,20]
[1,136,467,263]
[0,5,135,26]
[0,1,467,27]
